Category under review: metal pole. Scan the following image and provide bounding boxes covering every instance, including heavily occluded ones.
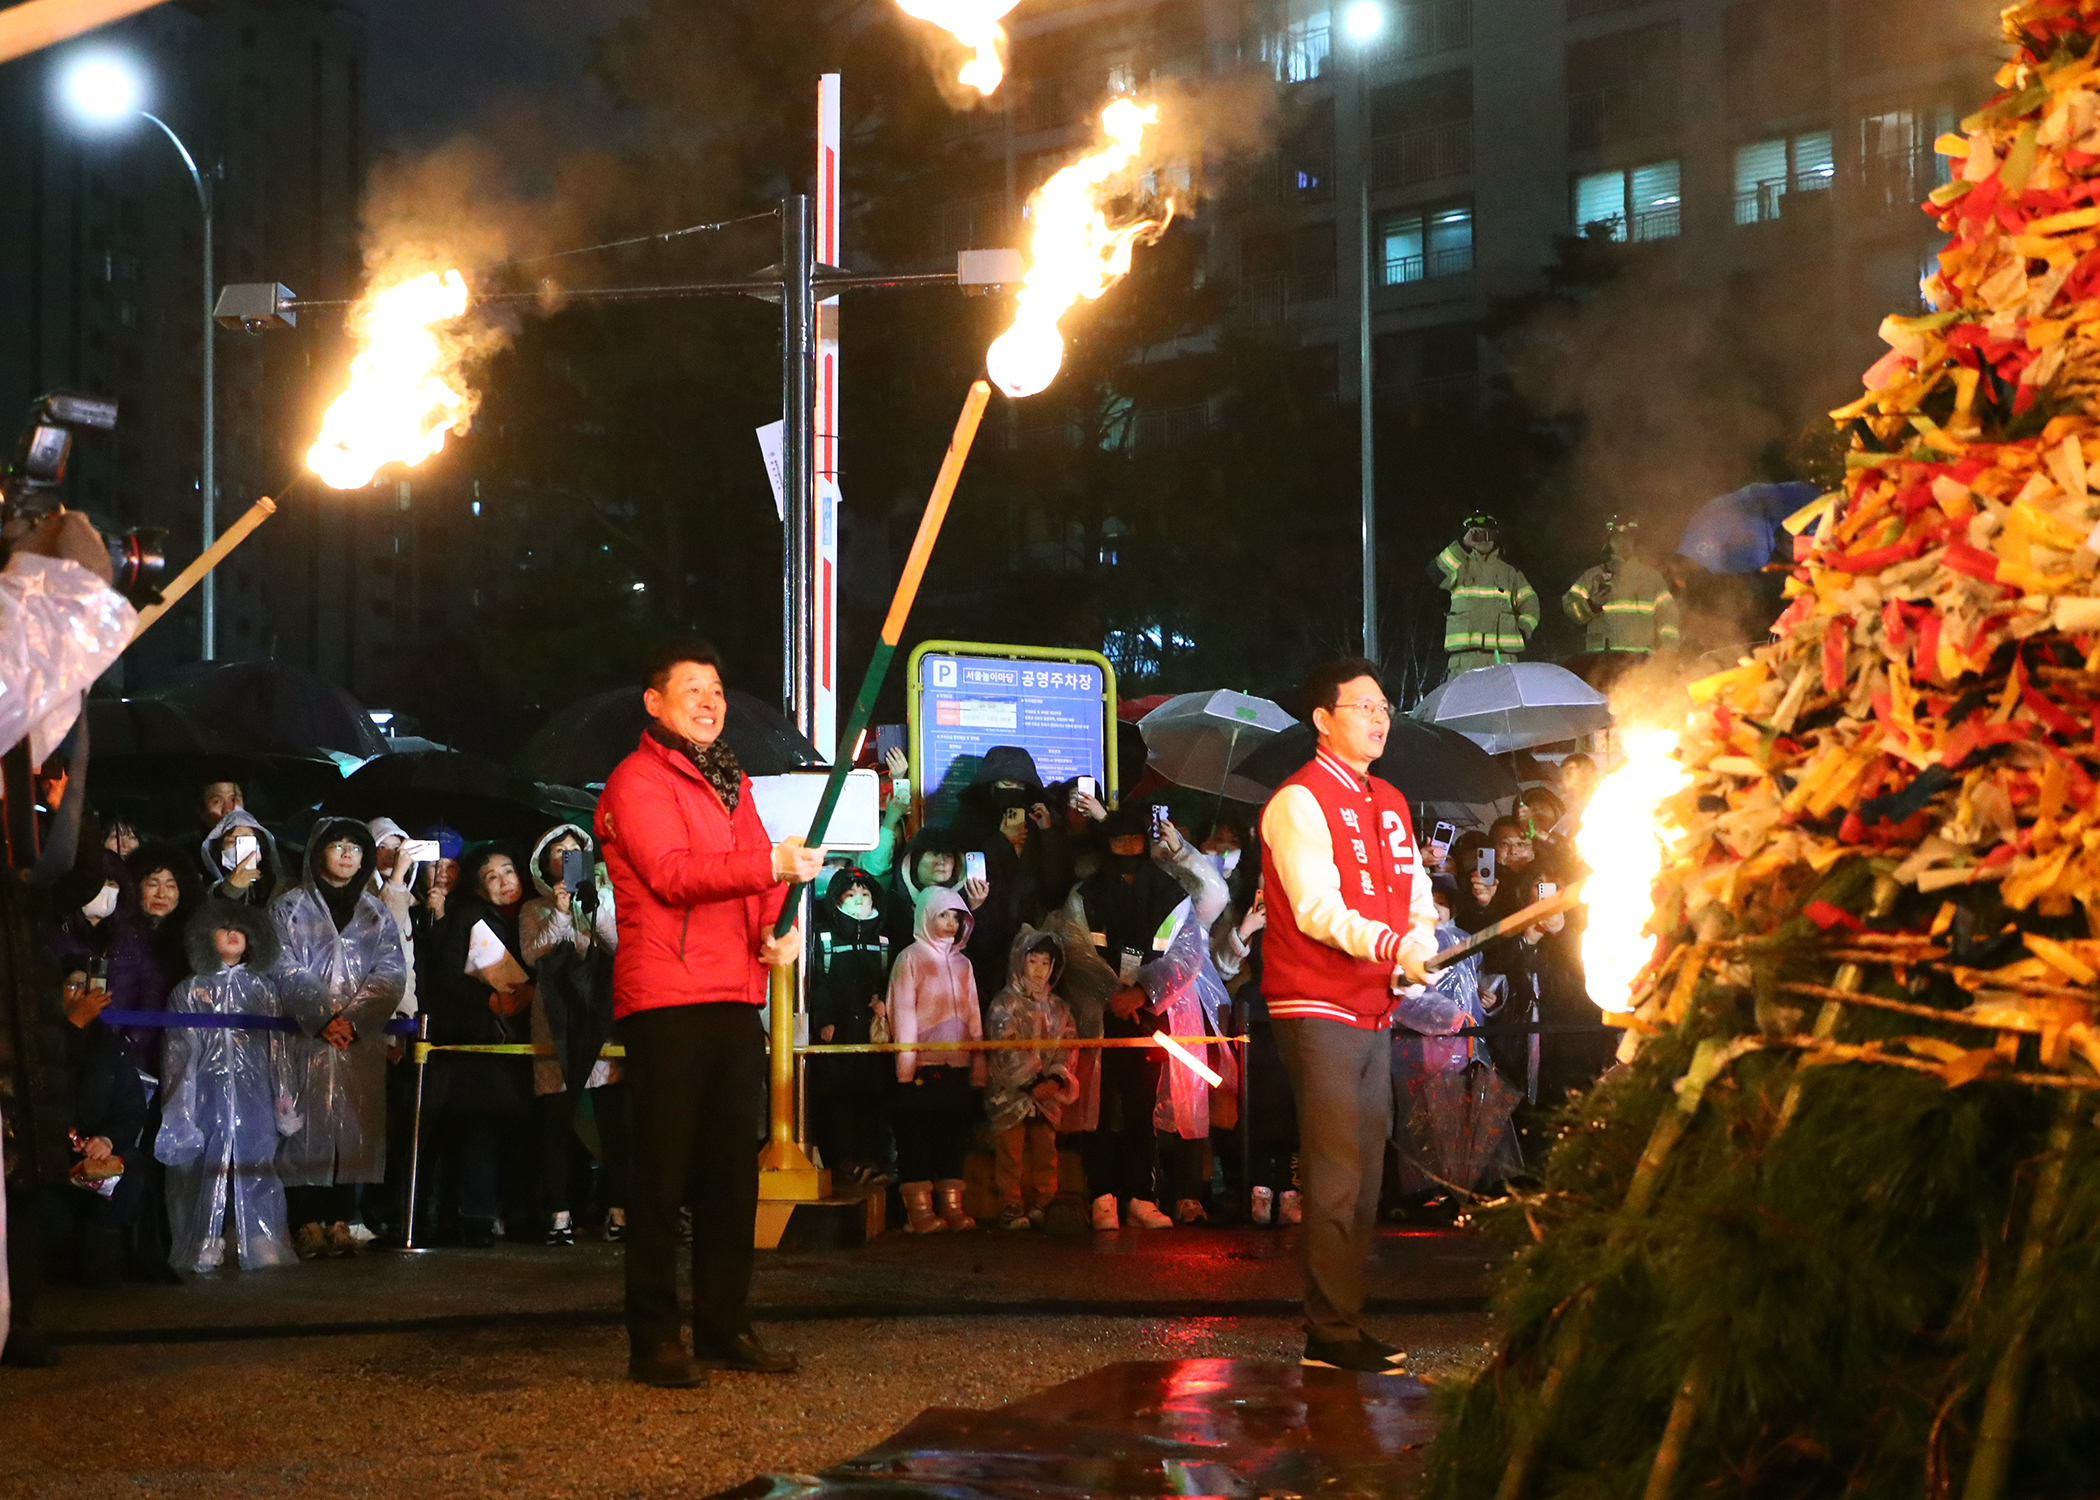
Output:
[402,1015,429,1250]
[1237,1030,1252,1221]
[782,192,816,737]
[1356,55,1377,660]
[142,112,213,659]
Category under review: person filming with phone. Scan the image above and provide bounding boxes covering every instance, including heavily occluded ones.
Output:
[1258,657,1439,1373]
[595,639,824,1389]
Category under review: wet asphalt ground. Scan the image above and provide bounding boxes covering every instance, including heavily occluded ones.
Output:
[1,1224,1497,1499]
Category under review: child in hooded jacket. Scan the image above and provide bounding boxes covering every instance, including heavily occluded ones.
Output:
[155,898,301,1273]
[886,885,984,1233]
[983,928,1079,1230]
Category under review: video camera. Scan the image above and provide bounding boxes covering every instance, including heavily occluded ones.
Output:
[1,392,167,605]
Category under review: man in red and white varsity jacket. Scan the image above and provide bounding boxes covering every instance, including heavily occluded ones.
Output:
[1258,657,1438,1373]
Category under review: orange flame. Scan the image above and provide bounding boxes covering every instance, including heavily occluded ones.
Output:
[306,270,475,491]
[1573,727,1688,1013]
[987,98,1167,399]
[896,0,1021,96]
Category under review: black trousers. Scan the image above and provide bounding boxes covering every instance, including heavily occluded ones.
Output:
[1079,1046,1161,1204]
[618,1003,765,1354]
[889,1065,976,1182]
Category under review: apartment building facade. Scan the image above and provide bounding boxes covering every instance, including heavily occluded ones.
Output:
[946,0,1997,444]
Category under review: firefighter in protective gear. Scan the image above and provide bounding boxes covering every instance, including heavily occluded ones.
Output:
[1435,513,1540,678]
[1562,516,1679,656]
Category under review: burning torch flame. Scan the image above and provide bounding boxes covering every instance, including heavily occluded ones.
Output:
[1574,727,1689,1014]
[986,97,1168,400]
[896,0,1021,96]
[306,270,474,491]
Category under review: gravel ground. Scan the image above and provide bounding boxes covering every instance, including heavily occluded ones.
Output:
[0,1309,1492,1500]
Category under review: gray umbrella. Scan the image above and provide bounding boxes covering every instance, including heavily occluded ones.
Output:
[1410,663,1611,755]
[1137,690,1296,802]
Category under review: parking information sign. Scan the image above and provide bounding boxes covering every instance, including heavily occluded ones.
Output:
[910,644,1117,829]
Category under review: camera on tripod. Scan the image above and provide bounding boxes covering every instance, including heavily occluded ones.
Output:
[1,392,167,605]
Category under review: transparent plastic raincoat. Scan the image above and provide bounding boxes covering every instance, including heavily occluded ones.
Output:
[0,551,136,766]
[269,819,405,1186]
[155,901,299,1272]
[1139,840,1237,1140]
[983,927,1080,1135]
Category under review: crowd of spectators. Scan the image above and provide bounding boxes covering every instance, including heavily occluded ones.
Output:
[5,720,1607,1354]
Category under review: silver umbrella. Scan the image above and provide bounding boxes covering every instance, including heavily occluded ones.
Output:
[1138,690,1297,802]
[1410,663,1611,755]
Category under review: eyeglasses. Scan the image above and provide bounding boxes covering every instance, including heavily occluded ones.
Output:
[324,840,361,855]
[1333,698,1393,719]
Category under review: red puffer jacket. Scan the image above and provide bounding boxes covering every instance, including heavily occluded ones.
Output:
[595,732,787,1019]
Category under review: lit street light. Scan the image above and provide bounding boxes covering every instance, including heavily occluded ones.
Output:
[58,49,219,660]
[1345,4,1383,660]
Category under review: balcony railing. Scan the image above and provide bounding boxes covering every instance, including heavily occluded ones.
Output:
[1243,152,1336,206]
[1395,0,1472,58]
[1582,204,1682,243]
[1131,403,1212,451]
[1854,147,1943,216]
[1384,244,1475,285]
[1734,170,1833,226]
[1370,121,1474,189]
[1568,79,1680,150]
[1239,269,1340,322]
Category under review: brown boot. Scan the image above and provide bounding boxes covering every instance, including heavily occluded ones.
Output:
[901,1181,945,1234]
[935,1180,976,1231]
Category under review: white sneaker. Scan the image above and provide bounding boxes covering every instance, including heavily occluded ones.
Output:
[1128,1199,1173,1229]
[1090,1192,1120,1230]
[1279,1189,1303,1225]
[1251,1186,1274,1224]
[345,1221,377,1244]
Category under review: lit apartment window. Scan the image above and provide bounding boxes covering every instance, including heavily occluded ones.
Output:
[1734,128,1834,224]
[1382,203,1475,284]
[1573,160,1681,241]
[1261,10,1331,83]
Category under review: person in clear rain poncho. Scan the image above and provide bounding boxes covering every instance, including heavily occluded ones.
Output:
[982,928,1080,1230]
[269,818,405,1259]
[1134,820,1240,1224]
[155,899,301,1273]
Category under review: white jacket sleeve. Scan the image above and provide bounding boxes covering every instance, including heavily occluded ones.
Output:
[1260,786,1405,966]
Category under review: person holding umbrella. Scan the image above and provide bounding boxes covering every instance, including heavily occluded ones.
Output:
[1258,657,1438,1373]
[595,639,824,1389]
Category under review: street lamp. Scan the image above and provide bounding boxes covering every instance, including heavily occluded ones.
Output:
[1344,3,1384,659]
[58,49,218,661]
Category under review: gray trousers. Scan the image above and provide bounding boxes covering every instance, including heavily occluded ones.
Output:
[1272,1015,1391,1344]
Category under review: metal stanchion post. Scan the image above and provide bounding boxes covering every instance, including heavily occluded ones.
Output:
[400,1015,431,1252]
[1238,1031,1252,1221]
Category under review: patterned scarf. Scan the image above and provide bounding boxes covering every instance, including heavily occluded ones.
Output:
[650,723,743,812]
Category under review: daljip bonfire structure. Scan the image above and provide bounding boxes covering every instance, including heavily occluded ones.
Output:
[1427,8,2100,1499]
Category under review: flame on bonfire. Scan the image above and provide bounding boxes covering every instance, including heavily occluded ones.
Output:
[1574,727,1690,1013]
[306,270,475,491]
[986,97,1168,399]
[896,0,1021,96]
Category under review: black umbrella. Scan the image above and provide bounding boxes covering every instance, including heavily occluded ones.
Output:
[1234,719,1520,806]
[149,661,389,760]
[323,750,561,844]
[514,687,822,788]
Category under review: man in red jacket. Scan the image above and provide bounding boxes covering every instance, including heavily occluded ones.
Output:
[596,639,825,1388]
[1259,656,1438,1373]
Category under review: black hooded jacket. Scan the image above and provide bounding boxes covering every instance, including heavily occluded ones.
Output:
[811,868,893,1045]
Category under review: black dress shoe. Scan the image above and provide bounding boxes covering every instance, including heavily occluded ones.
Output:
[628,1342,709,1388]
[700,1331,798,1374]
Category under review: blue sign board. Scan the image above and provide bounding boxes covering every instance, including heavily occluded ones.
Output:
[910,645,1115,829]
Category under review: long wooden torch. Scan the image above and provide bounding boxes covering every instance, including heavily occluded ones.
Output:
[130,492,281,639]
[759,378,992,1175]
